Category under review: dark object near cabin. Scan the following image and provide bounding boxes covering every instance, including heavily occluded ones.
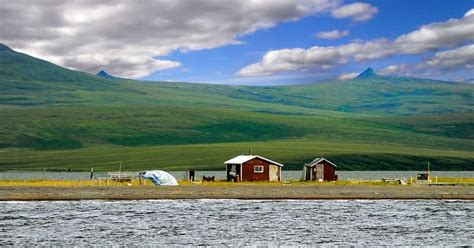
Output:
[186,169,196,181]
[302,158,337,181]
[113,178,132,183]
[417,173,429,180]
[202,176,215,182]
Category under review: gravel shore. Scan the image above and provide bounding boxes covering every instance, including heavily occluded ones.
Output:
[0,184,473,201]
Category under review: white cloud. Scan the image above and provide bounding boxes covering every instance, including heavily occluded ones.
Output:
[237,46,345,76]
[237,39,394,76]
[331,2,378,22]
[394,10,474,54]
[378,64,409,76]
[465,9,474,17]
[316,29,349,39]
[420,44,474,70]
[378,44,474,80]
[0,0,341,78]
[238,8,474,77]
[337,72,358,80]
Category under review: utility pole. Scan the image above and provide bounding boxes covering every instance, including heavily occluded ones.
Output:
[119,161,122,178]
[427,161,430,181]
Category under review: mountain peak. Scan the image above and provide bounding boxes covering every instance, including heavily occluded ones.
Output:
[356,68,377,78]
[0,43,13,52]
[97,70,111,78]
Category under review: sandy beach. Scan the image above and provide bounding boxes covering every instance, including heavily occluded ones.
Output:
[1,184,473,201]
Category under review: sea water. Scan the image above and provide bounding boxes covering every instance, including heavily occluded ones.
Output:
[0,200,472,246]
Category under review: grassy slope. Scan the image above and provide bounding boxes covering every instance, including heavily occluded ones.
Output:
[0,105,472,170]
[1,140,473,171]
[215,77,474,116]
[1,44,472,116]
[0,44,473,170]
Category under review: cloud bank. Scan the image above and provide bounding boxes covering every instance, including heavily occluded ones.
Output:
[238,9,474,77]
[0,0,353,78]
[337,72,358,80]
[380,44,474,77]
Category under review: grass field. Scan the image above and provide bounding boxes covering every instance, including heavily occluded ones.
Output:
[0,43,473,171]
[1,138,473,171]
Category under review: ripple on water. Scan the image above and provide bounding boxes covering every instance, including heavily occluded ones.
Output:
[0,200,473,246]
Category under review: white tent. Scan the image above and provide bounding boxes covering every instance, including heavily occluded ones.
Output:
[141,170,178,186]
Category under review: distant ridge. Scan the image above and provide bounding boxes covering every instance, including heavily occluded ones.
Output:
[0,43,116,87]
[356,67,378,79]
[1,42,472,117]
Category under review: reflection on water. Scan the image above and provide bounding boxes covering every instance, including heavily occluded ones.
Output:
[0,170,473,181]
[0,200,472,246]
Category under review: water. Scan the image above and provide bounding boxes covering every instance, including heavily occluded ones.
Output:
[0,200,472,246]
[1,170,473,181]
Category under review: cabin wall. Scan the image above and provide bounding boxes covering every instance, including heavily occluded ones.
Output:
[242,158,270,181]
[323,164,336,181]
[310,161,336,181]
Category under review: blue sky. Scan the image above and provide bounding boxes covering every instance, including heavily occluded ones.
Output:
[144,0,474,85]
[1,0,473,85]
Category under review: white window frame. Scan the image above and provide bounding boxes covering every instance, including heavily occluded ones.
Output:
[254,165,264,173]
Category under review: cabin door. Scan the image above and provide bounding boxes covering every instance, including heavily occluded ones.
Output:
[269,165,279,181]
[305,167,312,180]
[228,164,241,181]
[315,164,324,181]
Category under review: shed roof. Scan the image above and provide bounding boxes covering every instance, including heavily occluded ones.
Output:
[224,155,284,167]
[305,158,337,168]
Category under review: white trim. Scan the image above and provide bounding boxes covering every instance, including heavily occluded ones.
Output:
[307,158,337,168]
[240,163,243,182]
[254,165,264,173]
[224,155,284,167]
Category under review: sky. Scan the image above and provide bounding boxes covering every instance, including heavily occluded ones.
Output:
[1,0,473,85]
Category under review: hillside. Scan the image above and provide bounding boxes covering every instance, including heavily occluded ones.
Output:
[0,43,473,171]
[223,75,473,116]
[1,43,473,115]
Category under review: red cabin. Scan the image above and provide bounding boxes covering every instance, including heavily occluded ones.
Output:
[302,158,337,181]
[224,155,283,182]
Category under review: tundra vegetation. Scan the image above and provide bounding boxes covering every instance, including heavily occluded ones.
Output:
[0,44,473,171]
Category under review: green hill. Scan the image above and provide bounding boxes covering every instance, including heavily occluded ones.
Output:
[0,43,473,171]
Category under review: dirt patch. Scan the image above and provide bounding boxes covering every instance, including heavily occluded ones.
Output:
[0,185,473,201]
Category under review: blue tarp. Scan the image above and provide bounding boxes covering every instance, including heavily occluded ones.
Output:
[141,170,178,186]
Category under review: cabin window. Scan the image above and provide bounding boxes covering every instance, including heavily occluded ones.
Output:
[254,166,264,173]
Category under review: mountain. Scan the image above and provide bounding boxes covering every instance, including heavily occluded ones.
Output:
[0,43,113,85]
[97,70,120,79]
[97,70,110,77]
[0,43,12,51]
[0,43,473,171]
[1,43,472,114]
[356,67,377,78]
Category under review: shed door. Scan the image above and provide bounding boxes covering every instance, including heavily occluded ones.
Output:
[269,165,279,181]
[305,166,311,180]
[315,164,324,181]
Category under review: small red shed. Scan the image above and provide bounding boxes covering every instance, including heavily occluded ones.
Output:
[224,155,283,182]
[302,158,337,181]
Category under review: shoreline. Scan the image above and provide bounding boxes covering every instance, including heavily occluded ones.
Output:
[1,185,473,201]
